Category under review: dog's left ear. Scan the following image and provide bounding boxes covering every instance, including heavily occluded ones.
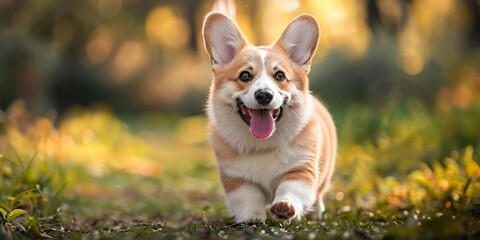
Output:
[274,14,319,72]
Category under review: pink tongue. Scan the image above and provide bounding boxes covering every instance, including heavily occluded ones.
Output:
[250,109,275,139]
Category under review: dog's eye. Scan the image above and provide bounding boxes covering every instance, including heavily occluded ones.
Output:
[239,71,253,82]
[274,71,285,81]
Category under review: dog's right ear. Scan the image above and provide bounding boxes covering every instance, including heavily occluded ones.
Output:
[203,13,248,69]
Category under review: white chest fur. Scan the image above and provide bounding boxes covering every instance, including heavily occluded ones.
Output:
[218,147,315,198]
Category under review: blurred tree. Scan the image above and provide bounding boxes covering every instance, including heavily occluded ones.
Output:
[0,0,478,117]
[463,0,480,50]
[366,0,411,37]
[177,0,203,51]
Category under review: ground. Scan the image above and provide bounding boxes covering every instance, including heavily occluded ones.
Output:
[1,99,480,239]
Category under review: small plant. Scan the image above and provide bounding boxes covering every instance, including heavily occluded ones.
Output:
[0,202,51,239]
[1,206,28,233]
[0,184,47,238]
[0,152,62,238]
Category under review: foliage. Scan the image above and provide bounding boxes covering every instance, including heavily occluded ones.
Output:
[1,0,480,238]
[332,99,480,212]
[0,151,62,238]
[0,96,479,238]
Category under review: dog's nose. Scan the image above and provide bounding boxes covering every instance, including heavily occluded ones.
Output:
[255,89,274,105]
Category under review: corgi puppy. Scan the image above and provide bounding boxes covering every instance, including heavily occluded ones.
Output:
[202,12,337,222]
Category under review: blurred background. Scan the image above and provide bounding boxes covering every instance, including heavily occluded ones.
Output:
[0,0,479,227]
[1,0,478,115]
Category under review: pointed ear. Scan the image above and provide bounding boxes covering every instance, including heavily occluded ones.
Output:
[274,14,319,71]
[203,12,249,68]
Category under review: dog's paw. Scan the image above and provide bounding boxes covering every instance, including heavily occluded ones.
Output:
[234,212,266,223]
[270,201,296,220]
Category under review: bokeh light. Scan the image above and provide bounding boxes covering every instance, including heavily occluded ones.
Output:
[110,40,147,84]
[145,6,190,49]
[86,27,117,64]
[273,0,299,12]
[0,1,480,237]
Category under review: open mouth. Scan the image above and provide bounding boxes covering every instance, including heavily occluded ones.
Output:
[237,99,283,139]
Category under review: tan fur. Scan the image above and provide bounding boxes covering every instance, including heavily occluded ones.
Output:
[210,126,240,161]
[220,172,246,192]
[203,12,336,221]
[313,97,337,196]
[212,48,263,91]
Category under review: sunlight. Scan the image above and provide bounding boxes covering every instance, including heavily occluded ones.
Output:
[452,84,472,109]
[273,0,300,12]
[398,27,425,75]
[412,0,455,39]
[378,0,402,23]
[335,191,345,201]
[399,48,424,75]
[86,27,117,64]
[110,40,147,83]
[1,0,480,238]
[307,0,370,58]
[145,6,190,48]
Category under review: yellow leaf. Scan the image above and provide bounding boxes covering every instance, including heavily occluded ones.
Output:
[7,209,26,222]
[463,145,479,177]
[409,170,430,186]
[0,208,7,219]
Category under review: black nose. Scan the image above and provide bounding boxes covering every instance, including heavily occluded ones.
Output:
[255,89,274,105]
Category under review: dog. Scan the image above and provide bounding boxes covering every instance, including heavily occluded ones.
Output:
[202,12,337,222]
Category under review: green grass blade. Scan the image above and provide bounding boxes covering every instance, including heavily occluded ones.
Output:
[11,147,24,168]
[7,208,26,222]
[0,202,10,212]
[35,184,46,198]
[53,181,68,201]
[47,181,68,214]
[0,156,22,167]
[25,151,39,171]
[11,188,37,209]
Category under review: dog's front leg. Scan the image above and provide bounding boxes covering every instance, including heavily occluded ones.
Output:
[221,174,267,223]
[270,169,316,221]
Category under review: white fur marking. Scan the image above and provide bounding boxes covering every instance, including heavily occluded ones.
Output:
[219,147,314,196]
[259,49,267,65]
[272,181,316,219]
[225,184,267,222]
[209,78,315,154]
[316,198,325,219]
[240,49,284,110]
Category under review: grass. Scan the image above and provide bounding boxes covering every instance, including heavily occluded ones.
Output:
[1,98,480,239]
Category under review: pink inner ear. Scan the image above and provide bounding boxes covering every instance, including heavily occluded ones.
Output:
[276,16,319,67]
[288,44,303,65]
[204,14,248,67]
[284,33,315,65]
[220,45,235,65]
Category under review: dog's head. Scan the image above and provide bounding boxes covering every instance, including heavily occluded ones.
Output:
[203,13,319,141]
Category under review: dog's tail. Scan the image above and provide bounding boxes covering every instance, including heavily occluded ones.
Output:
[212,0,236,20]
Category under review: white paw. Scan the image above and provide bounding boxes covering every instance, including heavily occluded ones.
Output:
[234,212,266,223]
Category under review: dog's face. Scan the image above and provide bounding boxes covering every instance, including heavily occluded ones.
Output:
[203,13,319,141]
